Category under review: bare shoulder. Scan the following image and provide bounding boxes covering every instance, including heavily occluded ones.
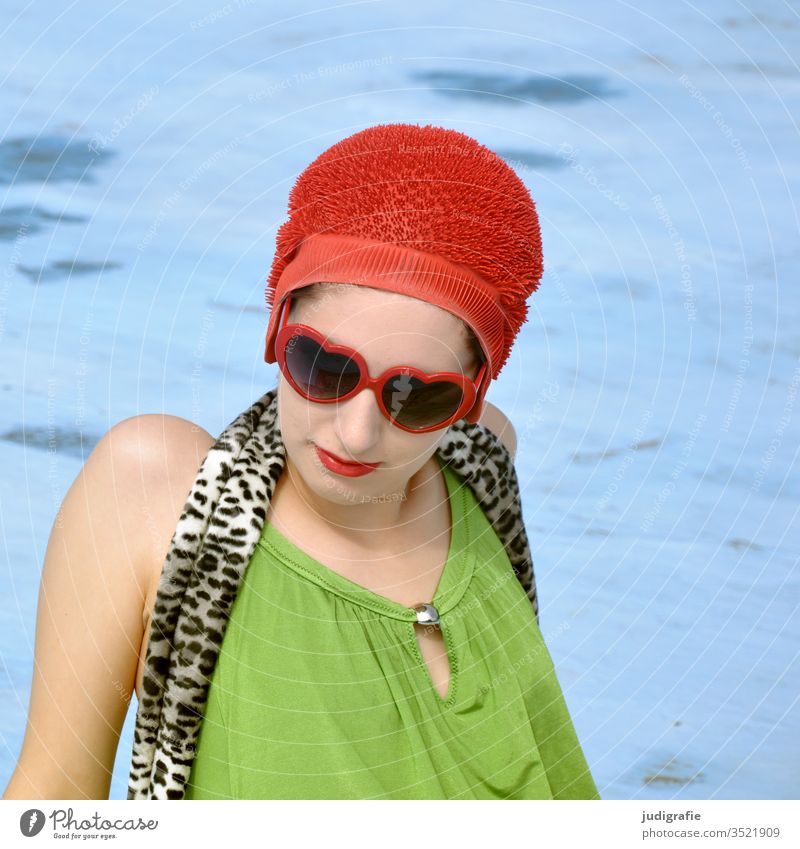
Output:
[477,400,517,461]
[105,413,215,463]
[1,414,215,799]
[101,413,216,594]
[98,414,215,547]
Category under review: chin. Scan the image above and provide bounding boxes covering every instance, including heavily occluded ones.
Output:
[302,443,416,505]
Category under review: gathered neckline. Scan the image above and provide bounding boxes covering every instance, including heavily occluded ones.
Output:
[256,454,474,621]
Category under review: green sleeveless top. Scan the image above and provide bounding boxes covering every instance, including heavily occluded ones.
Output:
[184,457,600,800]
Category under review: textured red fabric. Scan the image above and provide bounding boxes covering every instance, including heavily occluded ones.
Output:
[264,122,543,383]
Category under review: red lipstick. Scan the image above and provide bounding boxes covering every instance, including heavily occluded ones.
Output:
[314,445,381,477]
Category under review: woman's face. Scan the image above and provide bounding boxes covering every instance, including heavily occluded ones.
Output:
[276,284,480,505]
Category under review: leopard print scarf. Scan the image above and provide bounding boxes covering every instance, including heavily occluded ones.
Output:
[127,387,537,799]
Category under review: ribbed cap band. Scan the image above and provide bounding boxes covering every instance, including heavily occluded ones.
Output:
[264,122,543,382]
[264,233,506,376]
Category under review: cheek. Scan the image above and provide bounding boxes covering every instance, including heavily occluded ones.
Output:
[276,380,299,445]
[278,377,339,460]
[278,380,314,444]
[385,433,444,473]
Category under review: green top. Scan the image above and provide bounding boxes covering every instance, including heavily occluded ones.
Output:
[185,457,600,800]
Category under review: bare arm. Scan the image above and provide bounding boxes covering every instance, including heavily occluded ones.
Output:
[2,415,213,800]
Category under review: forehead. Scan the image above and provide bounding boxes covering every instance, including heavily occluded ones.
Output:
[290,285,471,368]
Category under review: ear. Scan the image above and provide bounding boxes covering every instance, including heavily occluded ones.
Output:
[464,396,486,425]
[463,358,489,425]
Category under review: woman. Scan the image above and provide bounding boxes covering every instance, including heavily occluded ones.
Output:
[3,123,599,800]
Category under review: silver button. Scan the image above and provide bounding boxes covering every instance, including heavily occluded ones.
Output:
[413,602,440,625]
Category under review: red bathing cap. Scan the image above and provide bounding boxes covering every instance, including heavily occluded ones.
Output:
[264,123,543,415]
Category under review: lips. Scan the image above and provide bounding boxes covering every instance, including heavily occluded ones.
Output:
[314,445,382,477]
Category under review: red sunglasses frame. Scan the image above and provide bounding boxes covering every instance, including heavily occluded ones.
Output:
[274,294,488,433]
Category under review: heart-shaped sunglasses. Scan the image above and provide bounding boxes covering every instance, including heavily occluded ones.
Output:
[275,295,488,433]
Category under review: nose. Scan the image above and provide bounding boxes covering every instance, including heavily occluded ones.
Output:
[334,386,384,456]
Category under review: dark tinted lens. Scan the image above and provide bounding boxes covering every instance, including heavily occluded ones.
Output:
[382,374,464,430]
[284,334,360,400]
